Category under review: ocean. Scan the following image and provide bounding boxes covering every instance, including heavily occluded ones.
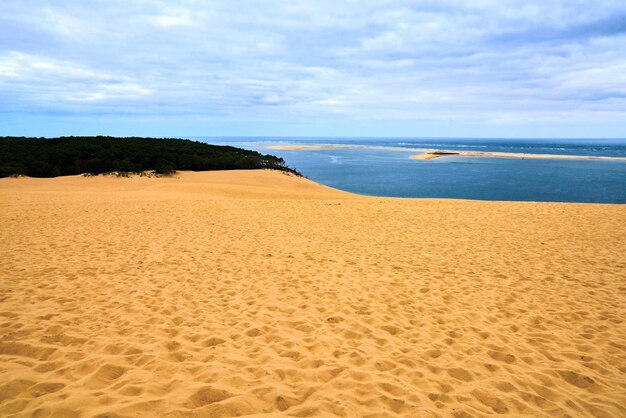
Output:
[194,137,626,203]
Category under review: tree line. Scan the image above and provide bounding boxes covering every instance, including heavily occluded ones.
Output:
[0,136,300,178]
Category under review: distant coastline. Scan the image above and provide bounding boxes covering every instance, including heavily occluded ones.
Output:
[409,150,626,161]
[266,144,626,161]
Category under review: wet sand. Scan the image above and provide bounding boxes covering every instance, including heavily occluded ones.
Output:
[1,170,625,417]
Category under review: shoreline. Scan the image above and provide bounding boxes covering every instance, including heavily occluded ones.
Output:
[266,144,626,161]
[2,169,624,204]
[3,170,624,204]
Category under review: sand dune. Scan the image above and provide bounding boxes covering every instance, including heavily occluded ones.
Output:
[1,170,625,417]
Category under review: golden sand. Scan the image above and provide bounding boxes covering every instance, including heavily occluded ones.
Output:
[1,170,625,417]
[266,144,626,161]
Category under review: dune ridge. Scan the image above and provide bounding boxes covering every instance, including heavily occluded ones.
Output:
[1,170,625,417]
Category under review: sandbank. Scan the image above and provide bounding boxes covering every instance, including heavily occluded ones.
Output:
[266,144,626,161]
[1,170,625,417]
[410,150,626,161]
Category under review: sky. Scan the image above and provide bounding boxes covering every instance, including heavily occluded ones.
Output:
[1,0,626,138]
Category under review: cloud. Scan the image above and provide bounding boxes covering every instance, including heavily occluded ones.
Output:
[492,12,626,45]
[0,0,625,136]
[0,51,152,112]
[151,6,198,29]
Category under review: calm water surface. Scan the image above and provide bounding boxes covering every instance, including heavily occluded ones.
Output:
[194,137,626,203]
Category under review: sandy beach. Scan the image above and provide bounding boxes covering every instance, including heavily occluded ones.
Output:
[1,170,625,417]
[266,144,626,161]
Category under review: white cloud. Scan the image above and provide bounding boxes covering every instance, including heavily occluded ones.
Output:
[0,0,625,134]
[0,51,153,107]
[151,7,197,29]
[67,83,153,102]
[0,52,112,80]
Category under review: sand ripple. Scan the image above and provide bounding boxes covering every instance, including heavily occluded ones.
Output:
[1,171,625,417]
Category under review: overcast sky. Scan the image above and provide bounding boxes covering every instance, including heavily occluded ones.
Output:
[1,0,625,138]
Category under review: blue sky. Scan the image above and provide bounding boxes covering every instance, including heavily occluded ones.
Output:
[1,0,625,138]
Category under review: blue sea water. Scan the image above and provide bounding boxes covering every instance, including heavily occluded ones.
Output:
[194,137,626,203]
